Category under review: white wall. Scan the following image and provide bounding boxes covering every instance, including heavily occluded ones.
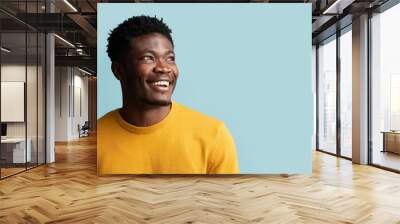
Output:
[55,66,69,141]
[73,73,89,138]
[55,67,89,141]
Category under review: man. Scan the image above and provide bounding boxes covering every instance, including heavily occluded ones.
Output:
[98,15,239,174]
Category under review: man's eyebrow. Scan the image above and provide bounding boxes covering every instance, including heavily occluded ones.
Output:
[140,49,175,55]
[165,50,175,55]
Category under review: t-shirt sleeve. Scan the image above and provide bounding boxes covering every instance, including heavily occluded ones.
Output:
[207,123,240,174]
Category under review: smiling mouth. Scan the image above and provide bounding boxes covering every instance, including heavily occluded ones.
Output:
[148,80,172,92]
[150,80,170,87]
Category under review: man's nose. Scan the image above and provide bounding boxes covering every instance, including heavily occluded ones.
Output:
[154,59,172,73]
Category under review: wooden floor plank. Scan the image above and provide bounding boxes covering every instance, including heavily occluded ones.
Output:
[0,135,399,223]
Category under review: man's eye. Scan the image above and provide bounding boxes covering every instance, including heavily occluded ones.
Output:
[141,56,154,62]
[167,56,175,62]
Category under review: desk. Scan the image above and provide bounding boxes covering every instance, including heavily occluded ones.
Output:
[381,131,400,154]
[1,138,31,163]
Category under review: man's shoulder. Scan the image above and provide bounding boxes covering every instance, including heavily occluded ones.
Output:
[98,109,119,126]
[174,102,224,128]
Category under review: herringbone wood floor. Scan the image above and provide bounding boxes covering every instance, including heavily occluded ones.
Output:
[1,135,400,224]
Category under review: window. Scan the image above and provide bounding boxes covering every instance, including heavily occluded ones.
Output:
[317,36,337,154]
[371,3,400,171]
[339,28,352,158]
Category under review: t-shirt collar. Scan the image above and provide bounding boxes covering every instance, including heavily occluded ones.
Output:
[116,101,176,134]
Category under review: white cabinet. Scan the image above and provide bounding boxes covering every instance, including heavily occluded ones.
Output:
[1,138,32,163]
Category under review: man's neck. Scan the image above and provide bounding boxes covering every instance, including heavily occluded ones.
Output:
[119,101,171,127]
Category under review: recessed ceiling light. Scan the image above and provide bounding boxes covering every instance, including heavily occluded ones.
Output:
[322,0,354,15]
[77,67,93,76]
[1,47,11,53]
[54,34,75,48]
[63,0,78,12]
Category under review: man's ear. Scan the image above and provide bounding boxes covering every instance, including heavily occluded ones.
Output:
[111,62,123,81]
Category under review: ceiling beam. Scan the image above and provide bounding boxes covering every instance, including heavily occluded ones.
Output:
[55,55,96,72]
[312,15,335,33]
[323,0,356,14]
[67,13,97,46]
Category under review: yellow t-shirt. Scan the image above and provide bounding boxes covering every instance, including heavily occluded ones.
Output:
[97,102,239,174]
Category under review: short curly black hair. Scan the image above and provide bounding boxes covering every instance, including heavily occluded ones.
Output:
[107,15,174,62]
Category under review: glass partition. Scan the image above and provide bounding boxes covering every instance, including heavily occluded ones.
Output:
[0,1,46,179]
[1,31,28,177]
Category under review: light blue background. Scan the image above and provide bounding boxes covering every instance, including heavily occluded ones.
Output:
[98,3,312,174]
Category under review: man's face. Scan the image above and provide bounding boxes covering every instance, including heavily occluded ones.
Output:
[120,33,179,106]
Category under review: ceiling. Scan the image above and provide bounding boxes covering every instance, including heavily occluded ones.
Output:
[0,0,394,74]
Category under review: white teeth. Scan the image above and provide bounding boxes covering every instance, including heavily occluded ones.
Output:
[151,81,170,87]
